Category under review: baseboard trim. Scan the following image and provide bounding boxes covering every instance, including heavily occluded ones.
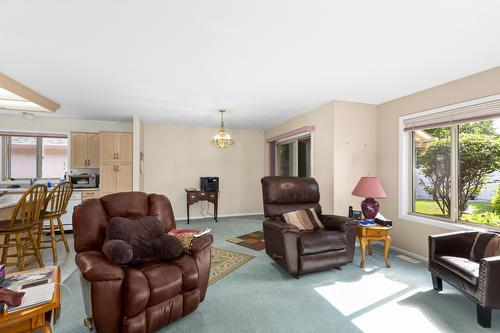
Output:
[390,245,428,263]
[368,241,428,263]
[176,212,263,221]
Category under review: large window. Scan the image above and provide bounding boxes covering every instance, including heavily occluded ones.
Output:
[410,118,500,227]
[1,134,68,179]
[10,137,37,179]
[276,135,311,177]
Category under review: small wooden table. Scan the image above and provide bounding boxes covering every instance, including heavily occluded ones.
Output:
[185,189,218,224]
[0,266,60,333]
[356,224,392,268]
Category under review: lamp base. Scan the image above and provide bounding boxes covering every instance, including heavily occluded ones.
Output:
[361,198,379,219]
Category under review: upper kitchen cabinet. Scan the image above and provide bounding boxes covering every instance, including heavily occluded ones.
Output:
[70,132,100,168]
[87,133,100,168]
[100,131,133,163]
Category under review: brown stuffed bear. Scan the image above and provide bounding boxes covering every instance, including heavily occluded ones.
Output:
[102,216,183,265]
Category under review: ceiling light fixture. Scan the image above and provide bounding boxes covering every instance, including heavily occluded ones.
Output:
[0,72,60,113]
[210,109,234,149]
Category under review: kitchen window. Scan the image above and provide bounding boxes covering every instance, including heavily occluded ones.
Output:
[402,96,500,228]
[276,135,311,177]
[0,134,68,179]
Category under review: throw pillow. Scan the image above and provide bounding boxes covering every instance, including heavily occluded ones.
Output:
[281,208,324,230]
[102,216,183,265]
[469,232,500,261]
[169,229,197,254]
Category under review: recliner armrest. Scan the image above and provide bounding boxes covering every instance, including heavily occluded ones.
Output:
[428,231,478,261]
[76,250,125,282]
[320,214,357,232]
[263,218,300,233]
[190,234,213,254]
[263,218,300,276]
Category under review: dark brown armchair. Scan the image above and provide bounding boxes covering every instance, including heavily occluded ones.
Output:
[429,231,500,328]
[73,192,213,333]
[261,176,357,278]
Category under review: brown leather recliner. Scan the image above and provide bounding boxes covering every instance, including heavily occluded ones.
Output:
[429,231,500,328]
[72,192,213,333]
[261,176,357,278]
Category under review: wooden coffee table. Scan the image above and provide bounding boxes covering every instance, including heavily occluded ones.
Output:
[356,224,392,268]
[0,266,60,333]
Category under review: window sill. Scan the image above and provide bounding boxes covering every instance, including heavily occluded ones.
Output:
[399,213,495,231]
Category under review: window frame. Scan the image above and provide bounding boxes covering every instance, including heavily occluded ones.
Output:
[399,93,500,231]
[1,134,68,180]
[275,132,313,177]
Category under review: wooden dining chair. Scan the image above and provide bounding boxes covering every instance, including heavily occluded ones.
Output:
[0,184,47,271]
[38,182,73,262]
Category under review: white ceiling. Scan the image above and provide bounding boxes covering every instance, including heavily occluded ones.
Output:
[1,0,500,129]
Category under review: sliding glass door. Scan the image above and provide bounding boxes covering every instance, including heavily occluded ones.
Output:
[276,135,311,177]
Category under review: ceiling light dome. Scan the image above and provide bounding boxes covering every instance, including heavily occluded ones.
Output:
[210,109,234,149]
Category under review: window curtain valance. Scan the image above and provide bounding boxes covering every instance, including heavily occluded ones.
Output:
[403,98,500,132]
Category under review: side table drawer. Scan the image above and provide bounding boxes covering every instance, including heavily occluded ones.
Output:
[365,228,387,237]
[188,193,199,203]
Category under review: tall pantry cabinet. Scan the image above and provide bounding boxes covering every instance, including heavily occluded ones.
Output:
[99,131,133,196]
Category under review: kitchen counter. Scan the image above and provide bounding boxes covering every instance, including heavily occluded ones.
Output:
[0,193,22,209]
[0,187,99,193]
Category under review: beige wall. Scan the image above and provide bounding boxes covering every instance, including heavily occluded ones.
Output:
[264,102,335,213]
[377,66,500,257]
[144,124,265,219]
[264,101,378,215]
[333,101,378,215]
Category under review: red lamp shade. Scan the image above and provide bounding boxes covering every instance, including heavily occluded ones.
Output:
[352,177,387,199]
[351,177,386,219]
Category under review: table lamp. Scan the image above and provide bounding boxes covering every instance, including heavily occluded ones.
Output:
[351,177,387,219]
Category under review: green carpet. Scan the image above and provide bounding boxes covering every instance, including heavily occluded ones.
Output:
[55,215,499,333]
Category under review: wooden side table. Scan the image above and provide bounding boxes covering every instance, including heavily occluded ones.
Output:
[356,224,392,268]
[185,189,218,224]
[0,266,60,333]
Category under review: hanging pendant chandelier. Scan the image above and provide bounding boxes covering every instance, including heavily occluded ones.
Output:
[210,109,234,149]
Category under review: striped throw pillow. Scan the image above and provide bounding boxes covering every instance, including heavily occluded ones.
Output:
[469,232,500,260]
[281,209,324,231]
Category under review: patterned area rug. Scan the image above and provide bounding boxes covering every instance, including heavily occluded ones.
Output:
[209,247,254,285]
[226,230,265,251]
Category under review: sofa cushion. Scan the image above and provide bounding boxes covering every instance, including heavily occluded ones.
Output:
[299,230,346,255]
[435,255,479,285]
[469,232,500,260]
[282,209,325,231]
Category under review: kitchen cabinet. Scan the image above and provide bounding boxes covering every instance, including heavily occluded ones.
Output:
[100,162,132,195]
[116,163,133,192]
[99,131,133,195]
[81,189,100,201]
[87,133,100,168]
[70,132,100,168]
[100,131,133,163]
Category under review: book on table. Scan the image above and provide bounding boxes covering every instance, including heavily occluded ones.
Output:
[0,267,56,313]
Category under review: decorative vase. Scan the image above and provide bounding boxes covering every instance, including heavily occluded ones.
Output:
[361,198,379,219]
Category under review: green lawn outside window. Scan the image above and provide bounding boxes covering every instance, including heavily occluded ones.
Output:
[415,199,500,227]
